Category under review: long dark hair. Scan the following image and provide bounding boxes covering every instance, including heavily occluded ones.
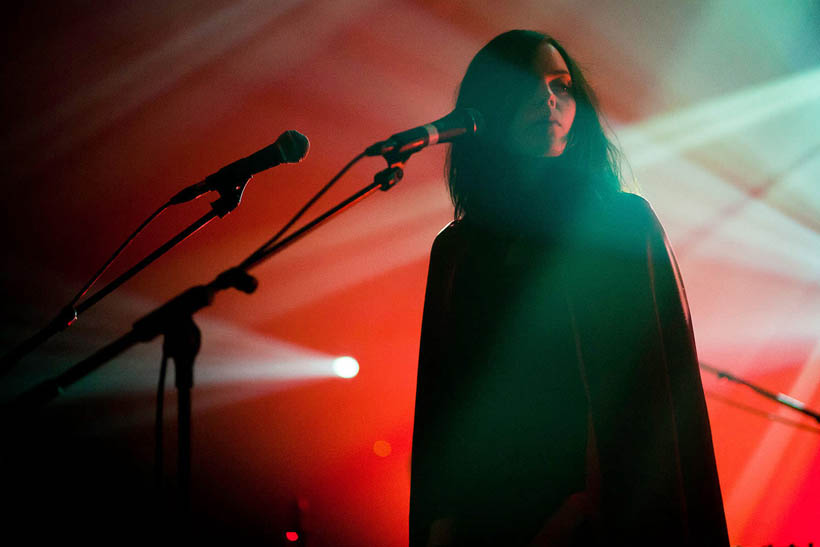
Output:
[447,30,624,222]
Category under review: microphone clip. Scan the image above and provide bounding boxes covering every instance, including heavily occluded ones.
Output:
[208,175,251,217]
[169,171,252,217]
[375,150,411,191]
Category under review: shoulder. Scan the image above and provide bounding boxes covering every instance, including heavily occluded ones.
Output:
[570,192,665,254]
[600,192,664,235]
[430,220,476,256]
[613,191,650,209]
[432,221,460,245]
[426,221,465,273]
[609,192,655,221]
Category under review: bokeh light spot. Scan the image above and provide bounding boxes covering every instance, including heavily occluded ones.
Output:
[373,440,392,458]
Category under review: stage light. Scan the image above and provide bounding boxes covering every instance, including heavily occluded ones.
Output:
[617,66,820,169]
[332,356,359,378]
[285,530,299,542]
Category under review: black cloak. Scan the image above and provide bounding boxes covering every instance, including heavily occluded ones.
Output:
[409,192,729,546]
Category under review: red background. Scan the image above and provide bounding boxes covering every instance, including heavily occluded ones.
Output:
[2,1,819,544]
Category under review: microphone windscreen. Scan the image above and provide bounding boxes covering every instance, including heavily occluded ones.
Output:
[277,130,310,163]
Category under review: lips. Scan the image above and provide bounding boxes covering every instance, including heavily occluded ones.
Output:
[533,118,560,128]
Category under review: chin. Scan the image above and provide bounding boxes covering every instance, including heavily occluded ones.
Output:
[549,139,569,156]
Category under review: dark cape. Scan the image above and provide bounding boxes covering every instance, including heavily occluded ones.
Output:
[409,192,729,546]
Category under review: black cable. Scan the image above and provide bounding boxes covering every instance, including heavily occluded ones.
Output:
[4,150,369,377]
[71,202,170,308]
[0,201,177,377]
[240,151,367,270]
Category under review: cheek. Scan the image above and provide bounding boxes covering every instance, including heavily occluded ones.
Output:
[564,100,577,129]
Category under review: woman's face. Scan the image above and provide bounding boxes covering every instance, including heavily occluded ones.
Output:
[507,42,576,157]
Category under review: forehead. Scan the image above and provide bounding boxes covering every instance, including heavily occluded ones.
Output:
[534,42,570,77]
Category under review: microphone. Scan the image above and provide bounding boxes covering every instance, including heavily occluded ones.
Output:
[170,130,310,204]
[365,108,483,157]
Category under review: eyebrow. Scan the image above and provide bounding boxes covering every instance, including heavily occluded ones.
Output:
[545,69,570,76]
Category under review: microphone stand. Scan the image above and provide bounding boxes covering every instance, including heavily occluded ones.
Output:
[0,177,252,376]
[700,362,820,424]
[239,153,408,270]
[9,151,411,528]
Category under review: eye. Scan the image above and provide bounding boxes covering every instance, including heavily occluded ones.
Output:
[549,80,572,97]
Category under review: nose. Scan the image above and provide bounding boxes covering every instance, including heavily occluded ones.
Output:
[547,91,557,108]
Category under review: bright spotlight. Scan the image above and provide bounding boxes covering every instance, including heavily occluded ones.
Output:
[332,356,359,379]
